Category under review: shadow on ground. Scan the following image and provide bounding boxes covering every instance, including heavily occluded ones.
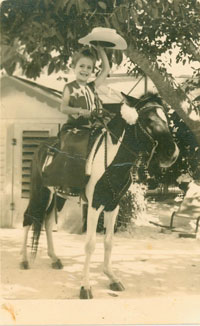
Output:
[1,227,200,300]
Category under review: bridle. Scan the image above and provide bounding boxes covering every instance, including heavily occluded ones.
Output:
[136,104,167,166]
[94,102,167,203]
[95,103,166,167]
[92,107,165,199]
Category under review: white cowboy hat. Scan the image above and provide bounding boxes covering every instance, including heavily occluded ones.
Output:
[78,27,127,50]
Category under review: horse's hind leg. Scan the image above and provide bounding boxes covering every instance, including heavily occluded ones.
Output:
[103,207,125,291]
[20,225,31,269]
[45,209,63,269]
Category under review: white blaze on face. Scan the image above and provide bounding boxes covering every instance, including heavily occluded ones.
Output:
[156,108,167,122]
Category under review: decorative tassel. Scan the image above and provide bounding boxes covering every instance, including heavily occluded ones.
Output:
[120,103,138,125]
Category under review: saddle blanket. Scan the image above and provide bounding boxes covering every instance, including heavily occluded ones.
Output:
[42,128,104,192]
[42,129,90,189]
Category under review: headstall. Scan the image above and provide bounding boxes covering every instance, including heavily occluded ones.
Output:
[137,104,166,167]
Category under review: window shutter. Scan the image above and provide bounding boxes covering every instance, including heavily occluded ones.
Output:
[22,130,49,198]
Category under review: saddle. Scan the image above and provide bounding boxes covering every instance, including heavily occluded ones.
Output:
[42,127,102,195]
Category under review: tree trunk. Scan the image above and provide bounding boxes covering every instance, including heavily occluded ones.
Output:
[126,44,200,145]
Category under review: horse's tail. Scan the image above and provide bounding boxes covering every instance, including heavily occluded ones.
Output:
[31,186,51,258]
[23,143,51,258]
[24,137,66,257]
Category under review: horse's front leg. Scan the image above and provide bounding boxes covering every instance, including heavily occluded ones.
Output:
[103,206,125,291]
[80,205,102,299]
[45,209,63,269]
[20,225,31,269]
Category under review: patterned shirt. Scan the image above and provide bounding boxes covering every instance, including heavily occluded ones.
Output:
[64,80,96,128]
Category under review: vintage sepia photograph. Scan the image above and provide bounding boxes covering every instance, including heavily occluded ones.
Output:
[0,0,200,325]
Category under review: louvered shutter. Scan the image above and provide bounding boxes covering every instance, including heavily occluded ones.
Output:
[22,130,49,198]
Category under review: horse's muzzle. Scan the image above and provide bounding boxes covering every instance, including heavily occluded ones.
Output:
[159,143,179,168]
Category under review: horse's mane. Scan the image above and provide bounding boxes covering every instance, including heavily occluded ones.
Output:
[137,92,164,109]
[107,92,165,144]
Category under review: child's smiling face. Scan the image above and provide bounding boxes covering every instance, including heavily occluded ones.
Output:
[74,56,94,84]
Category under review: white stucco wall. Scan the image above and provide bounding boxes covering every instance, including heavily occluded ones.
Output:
[1,89,66,120]
[1,83,67,228]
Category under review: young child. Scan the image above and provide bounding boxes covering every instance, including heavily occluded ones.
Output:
[42,45,110,192]
[59,45,110,139]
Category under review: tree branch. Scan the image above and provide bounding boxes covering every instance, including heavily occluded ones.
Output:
[126,43,200,145]
[184,39,200,62]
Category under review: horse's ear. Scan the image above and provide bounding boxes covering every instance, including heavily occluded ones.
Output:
[121,92,139,107]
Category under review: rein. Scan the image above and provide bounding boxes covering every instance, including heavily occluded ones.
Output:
[92,113,138,159]
[136,104,166,167]
[104,131,132,202]
[99,104,160,202]
[93,103,160,163]
[95,103,163,202]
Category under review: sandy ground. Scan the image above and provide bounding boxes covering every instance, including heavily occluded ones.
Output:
[1,200,200,325]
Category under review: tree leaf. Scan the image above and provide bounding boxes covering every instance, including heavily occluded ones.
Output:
[104,16,111,27]
[54,0,67,12]
[65,0,76,14]
[111,13,122,32]
[162,2,169,13]
[98,1,107,10]
[130,8,138,24]
[3,61,16,75]
[152,6,159,18]
[55,62,61,73]
[75,0,83,14]
[48,61,55,75]
[136,0,143,8]
[173,0,180,13]
[56,31,65,44]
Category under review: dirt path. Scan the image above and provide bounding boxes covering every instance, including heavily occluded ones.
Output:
[1,224,200,325]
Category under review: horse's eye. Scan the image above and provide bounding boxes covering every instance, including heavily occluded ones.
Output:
[144,116,152,123]
[157,108,167,122]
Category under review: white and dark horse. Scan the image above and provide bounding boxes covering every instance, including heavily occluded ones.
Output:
[20,92,179,299]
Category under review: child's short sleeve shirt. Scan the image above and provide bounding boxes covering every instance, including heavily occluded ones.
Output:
[64,80,96,127]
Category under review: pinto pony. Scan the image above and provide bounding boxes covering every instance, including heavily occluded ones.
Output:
[20,92,179,299]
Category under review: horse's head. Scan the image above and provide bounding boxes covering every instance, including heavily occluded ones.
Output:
[121,92,179,168]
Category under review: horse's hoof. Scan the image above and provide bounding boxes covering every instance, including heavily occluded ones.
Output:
[80,286,93,299]
[110,281,125,291]
[52,259,63,269]
[20,261,29,269]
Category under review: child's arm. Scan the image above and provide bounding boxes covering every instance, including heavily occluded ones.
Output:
[60,86,91,117]
[94,45,110,88]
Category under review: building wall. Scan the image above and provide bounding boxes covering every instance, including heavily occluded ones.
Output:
[1,86,67,227]
[0,123,6,226]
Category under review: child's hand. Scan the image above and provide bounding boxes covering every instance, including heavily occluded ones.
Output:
[79,109,91,118]
[90,42,103,50]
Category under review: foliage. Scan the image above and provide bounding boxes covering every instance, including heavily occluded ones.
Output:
[143,96,200,189]
[117,183,148,231]
[1,0,200,143]
[1,0,199,77]
[1,0,199,234]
